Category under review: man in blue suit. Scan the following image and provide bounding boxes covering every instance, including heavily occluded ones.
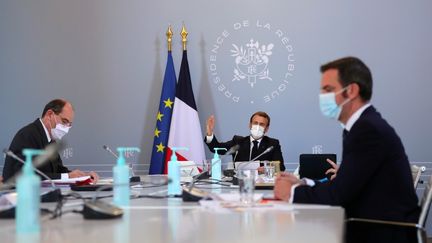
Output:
[274,57,420,242]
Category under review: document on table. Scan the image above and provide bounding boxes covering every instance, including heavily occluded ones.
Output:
[0,192,17,209]
[43,176,91,185]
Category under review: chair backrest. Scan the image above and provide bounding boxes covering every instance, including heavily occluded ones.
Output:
[418,174,432,227]
[298,154,337,180]
[411,165,426,189]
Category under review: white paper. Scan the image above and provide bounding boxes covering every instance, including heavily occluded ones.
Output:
[45,176,91,184]
[96,178,114,184]
[0,192,17,209]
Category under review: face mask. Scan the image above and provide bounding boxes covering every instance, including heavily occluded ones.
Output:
[51,116,70,140]
[319,87,351,120]
[250,125,265,140]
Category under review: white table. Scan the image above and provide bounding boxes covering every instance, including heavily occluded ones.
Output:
[0,184,345,243]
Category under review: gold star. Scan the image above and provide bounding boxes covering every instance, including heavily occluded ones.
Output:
[154,128,161,138]
[163,98,174,109]
[156,142,165,153]
[156,111,164,121]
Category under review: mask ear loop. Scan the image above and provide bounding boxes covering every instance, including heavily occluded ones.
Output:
[339,97,351,107]
[336,86,354,122]
[336,85,352,107]
[335,85,349,96]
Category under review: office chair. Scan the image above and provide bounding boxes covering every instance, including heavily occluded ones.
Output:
[411,164,426,189]
[346,173,432,243]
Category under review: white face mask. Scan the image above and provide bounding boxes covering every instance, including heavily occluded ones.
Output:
[250,125,265,140]
[51,116,70,140]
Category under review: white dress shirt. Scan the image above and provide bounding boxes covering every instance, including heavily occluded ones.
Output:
[206,134,262,161]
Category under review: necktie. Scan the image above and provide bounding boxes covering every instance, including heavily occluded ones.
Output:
[343,129,349,141]
[251,140,259,160]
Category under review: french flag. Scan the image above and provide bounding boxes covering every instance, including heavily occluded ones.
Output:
[164,50,205,173]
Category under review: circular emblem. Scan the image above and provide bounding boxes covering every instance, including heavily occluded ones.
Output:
[209,20,295,104]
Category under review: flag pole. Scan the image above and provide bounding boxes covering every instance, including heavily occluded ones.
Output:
[181,24,188,51]
[166,25,173,52]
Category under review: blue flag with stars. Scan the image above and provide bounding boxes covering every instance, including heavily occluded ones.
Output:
[149,51,177,174]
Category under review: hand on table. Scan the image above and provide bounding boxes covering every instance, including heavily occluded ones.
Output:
[274,172,300,201]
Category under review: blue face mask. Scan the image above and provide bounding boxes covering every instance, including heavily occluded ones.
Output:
[319,87,351,120]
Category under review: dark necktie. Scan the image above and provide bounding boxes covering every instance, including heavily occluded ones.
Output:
[251,140,259,160]
[343,129,349,141]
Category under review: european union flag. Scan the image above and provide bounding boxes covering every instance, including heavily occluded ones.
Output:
[149,50,177,174]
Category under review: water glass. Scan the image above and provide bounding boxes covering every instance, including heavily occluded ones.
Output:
[263,161,275,179]
[238,169,256,205]
[202,159,212,176]
[128,163,135,177]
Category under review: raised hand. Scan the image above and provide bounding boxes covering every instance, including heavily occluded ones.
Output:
[206,115,215,136]
[325,158,339,180]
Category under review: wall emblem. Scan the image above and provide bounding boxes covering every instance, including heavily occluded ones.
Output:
[209,20,295,104]
[231,39,273,87]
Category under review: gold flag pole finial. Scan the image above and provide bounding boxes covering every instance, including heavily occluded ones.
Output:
[166,25,173,52]
[181,23,188,51]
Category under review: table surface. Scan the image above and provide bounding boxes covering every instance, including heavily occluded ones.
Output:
[0,180,345,243]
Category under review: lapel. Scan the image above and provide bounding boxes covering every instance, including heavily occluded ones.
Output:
[342,106,376,157]
[34,119,49,147]
[234,136,251,161]
[257,136,269,155]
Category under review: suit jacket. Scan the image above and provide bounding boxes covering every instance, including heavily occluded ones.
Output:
[293,106,420,222]
[2,119,70,181]
[205,135,285,171]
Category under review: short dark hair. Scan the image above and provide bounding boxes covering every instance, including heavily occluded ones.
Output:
[320,57,373,101]
[41,99,67,117]
[249,111,271,127]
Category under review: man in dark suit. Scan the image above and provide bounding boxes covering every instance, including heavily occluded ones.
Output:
[2,99,99,182]
[274,57,419,242]
[204,111,285,171]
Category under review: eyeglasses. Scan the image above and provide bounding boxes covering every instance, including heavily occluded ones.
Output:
[56,114,72,127]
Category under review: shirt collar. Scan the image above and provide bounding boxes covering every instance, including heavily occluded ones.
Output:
[39,118,51,143]
[343,103,371,131]
[249,136,263,144]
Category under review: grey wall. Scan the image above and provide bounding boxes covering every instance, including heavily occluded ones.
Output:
[2,0,431,168]
[1,0,432,233]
